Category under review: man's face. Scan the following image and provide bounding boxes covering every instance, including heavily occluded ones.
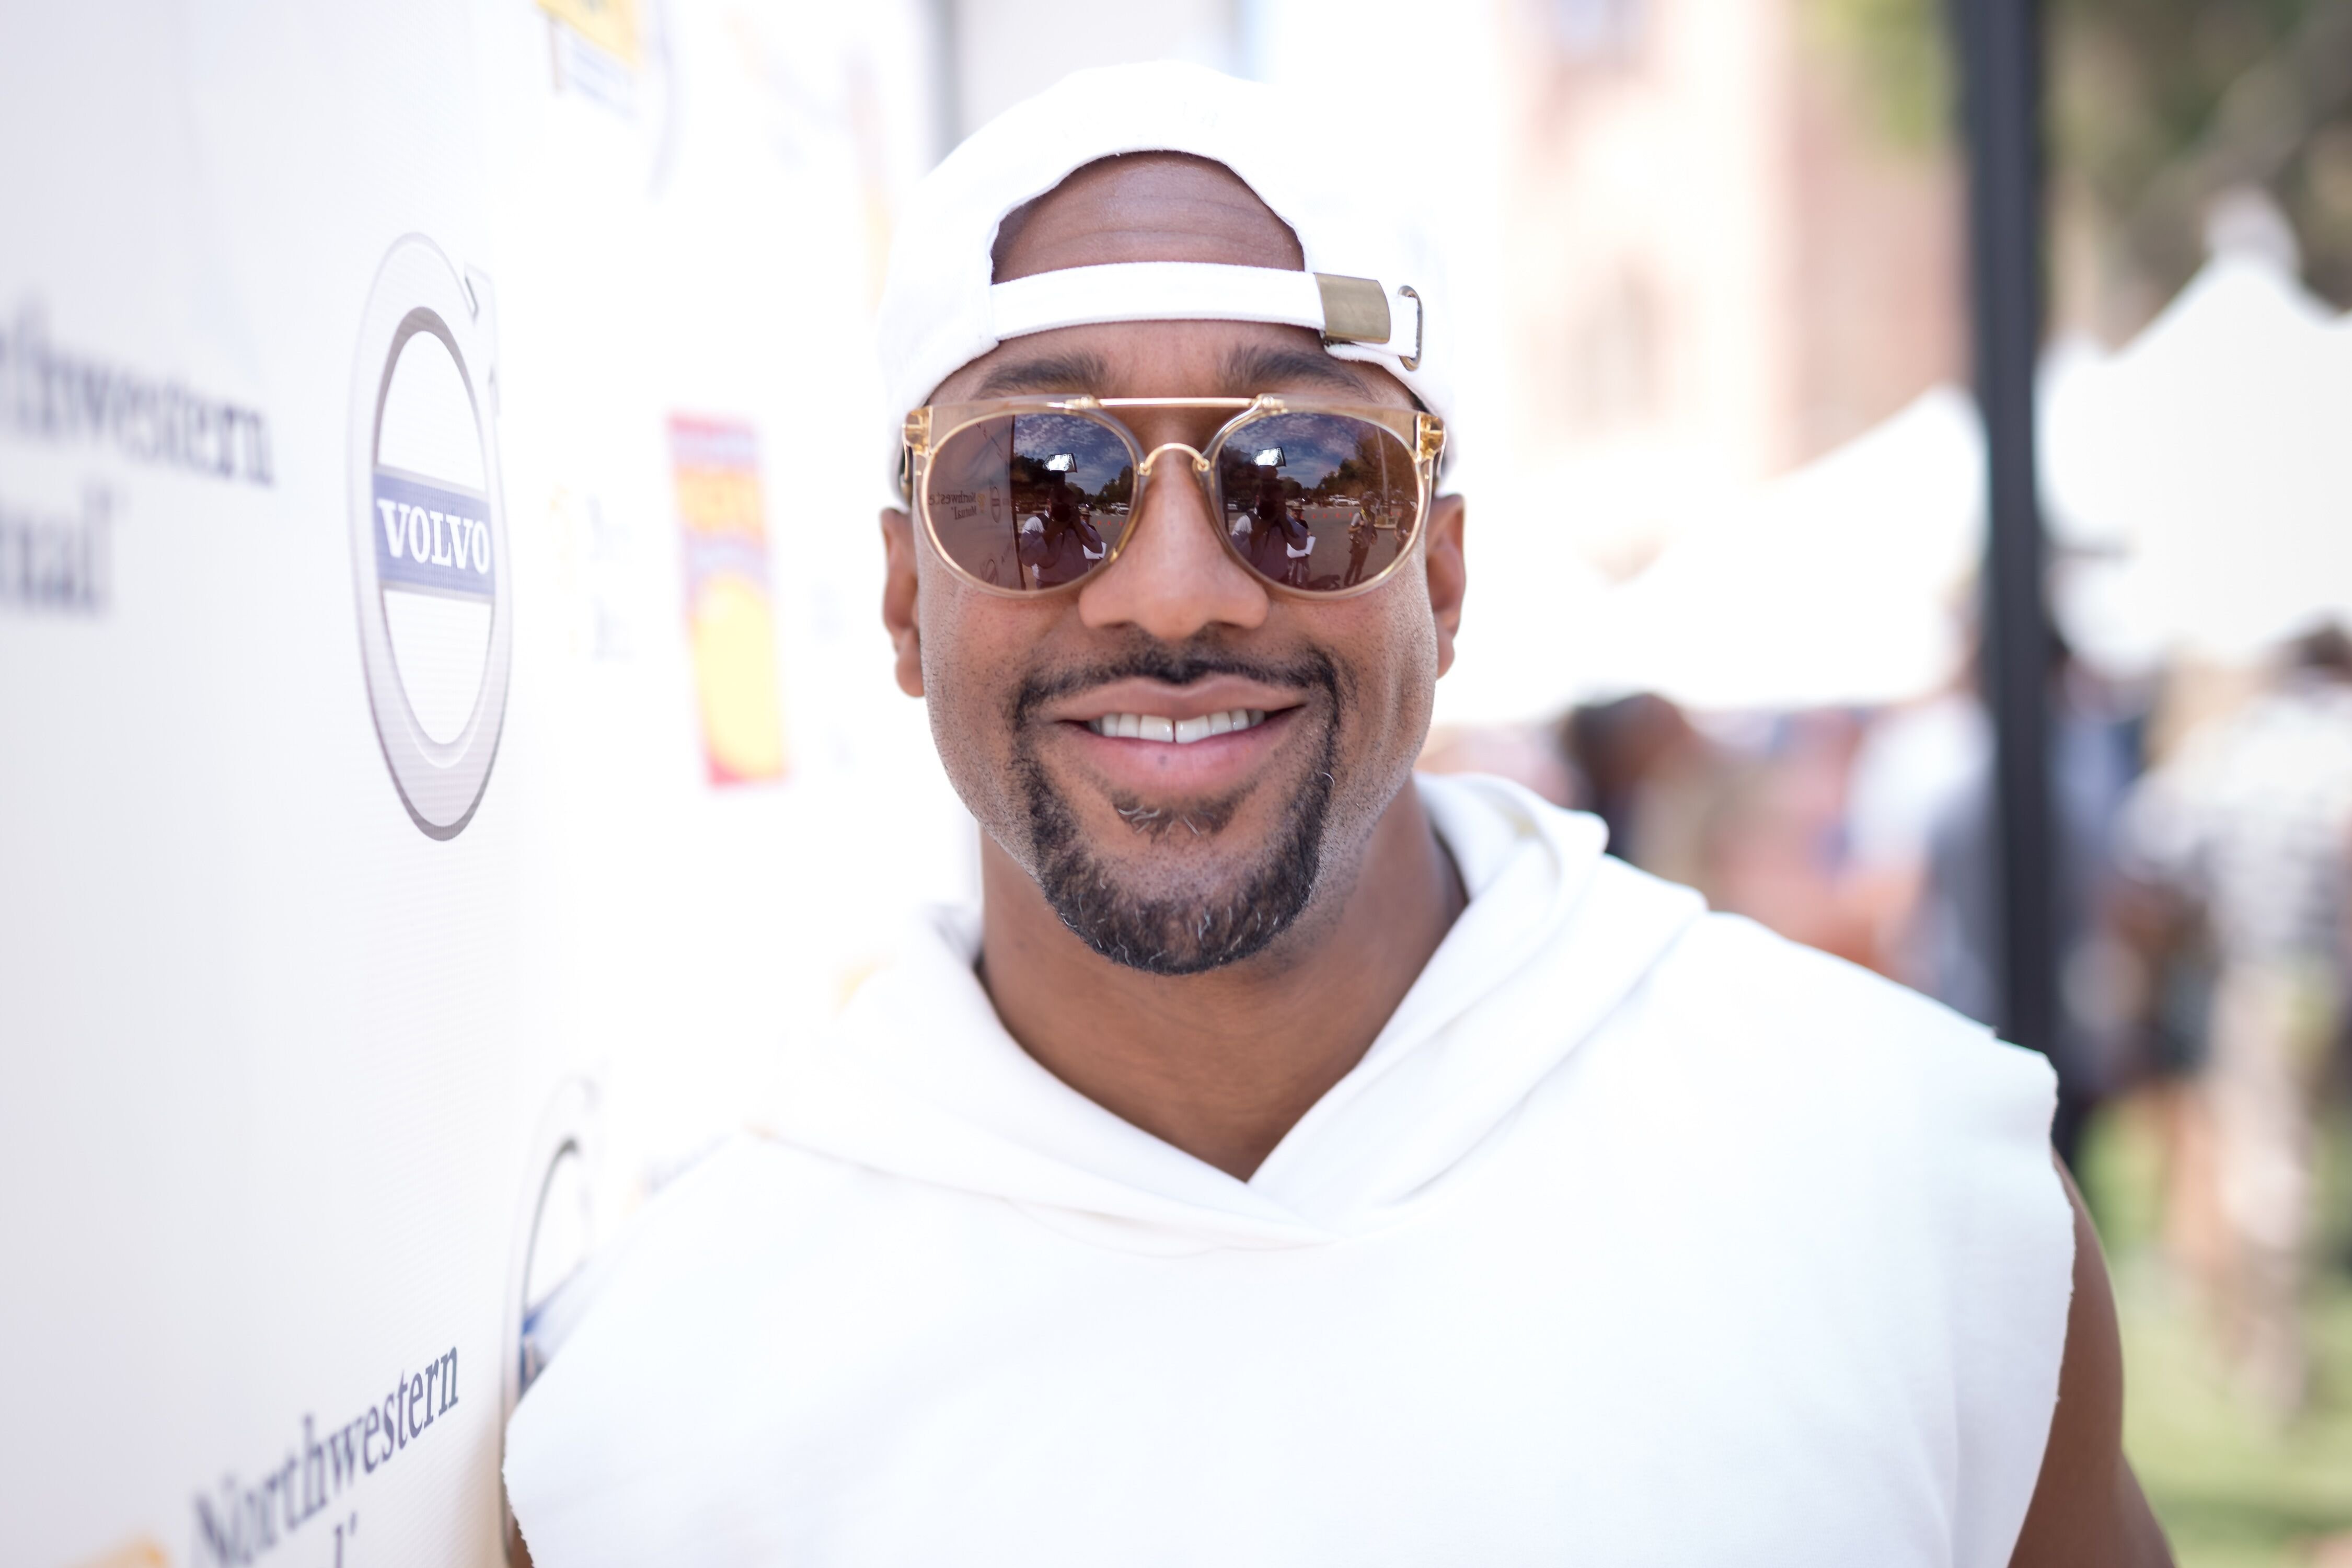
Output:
[881,155,1466,974]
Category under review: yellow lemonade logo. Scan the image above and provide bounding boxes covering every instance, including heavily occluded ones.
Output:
[670,417,786,785]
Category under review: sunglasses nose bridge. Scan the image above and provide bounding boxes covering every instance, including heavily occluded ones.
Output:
[1133,440,1211,479]
[1126,441,1219,524]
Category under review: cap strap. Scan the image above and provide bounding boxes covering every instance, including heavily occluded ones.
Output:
[987,262,1420,360]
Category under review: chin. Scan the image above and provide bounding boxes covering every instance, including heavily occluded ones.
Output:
[1027,762,1334,976]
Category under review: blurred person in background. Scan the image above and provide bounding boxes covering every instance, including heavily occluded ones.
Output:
[2121,624,2352,1420]
[1344,493,1379,586]
[1569,700,1883,972]
[1557,691,1725,891]
[1417,721,1578,808]
[1852,638,2146,1169]
[1694,708,1883,971]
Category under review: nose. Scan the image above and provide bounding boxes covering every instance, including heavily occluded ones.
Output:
[1076,446,1270,639]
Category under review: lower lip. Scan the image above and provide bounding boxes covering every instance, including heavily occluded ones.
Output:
[1058,708,1300,790]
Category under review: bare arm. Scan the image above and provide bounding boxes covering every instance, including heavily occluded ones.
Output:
[2007,1162,2174,1567]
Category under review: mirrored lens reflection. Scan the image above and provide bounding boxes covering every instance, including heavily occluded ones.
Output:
[1213,413,1420,592]
[926,413,1134,591]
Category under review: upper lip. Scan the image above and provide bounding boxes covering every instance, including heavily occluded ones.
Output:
[1046,675,1306,725]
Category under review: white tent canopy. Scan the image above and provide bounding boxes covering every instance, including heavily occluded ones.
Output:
[1577,386,1984,712]
[2043,252,2352,671]
[1439,246,2351,722]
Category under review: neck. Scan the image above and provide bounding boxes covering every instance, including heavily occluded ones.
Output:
[976,779,1466,1180]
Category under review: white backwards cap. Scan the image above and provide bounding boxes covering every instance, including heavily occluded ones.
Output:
[875,60,1450,498]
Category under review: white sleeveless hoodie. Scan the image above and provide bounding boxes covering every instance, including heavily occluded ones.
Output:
[504,774,2073,1567]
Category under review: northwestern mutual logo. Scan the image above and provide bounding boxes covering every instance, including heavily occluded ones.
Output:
[191,1346,460,1568]
[347,235,512,838]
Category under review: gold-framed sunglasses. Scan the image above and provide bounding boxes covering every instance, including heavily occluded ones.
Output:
[902,395,1446,599]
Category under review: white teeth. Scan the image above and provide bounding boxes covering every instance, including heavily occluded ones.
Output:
[1087,709,1268,743]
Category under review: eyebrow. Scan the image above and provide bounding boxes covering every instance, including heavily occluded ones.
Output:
[965,341,1375,402]
[1217,343,1370,398]
[972,351,1115,398]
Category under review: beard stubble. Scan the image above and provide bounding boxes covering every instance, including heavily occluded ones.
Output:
[1009,645,1343,976]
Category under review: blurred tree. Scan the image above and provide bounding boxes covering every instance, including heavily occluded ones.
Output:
[1807,0,1954,149]
[1806,0,2352,328]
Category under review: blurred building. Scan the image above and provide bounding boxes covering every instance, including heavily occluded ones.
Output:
[1489,0,1966,574]
[940,0,1244,139]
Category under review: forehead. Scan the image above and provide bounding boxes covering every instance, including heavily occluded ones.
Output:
[932,154,1410,409]
[991,153,1305,280]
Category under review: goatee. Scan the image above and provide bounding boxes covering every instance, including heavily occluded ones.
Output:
[1010,645,1343,975]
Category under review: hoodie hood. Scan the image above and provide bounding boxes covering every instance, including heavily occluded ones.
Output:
[760,774,1704,1251]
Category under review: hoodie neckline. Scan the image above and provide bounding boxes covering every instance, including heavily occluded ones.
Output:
[764,774,1702,1248]
[1244,774,1610,1198]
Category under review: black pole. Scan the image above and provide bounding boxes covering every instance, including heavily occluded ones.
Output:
[1952,0,2057,1059]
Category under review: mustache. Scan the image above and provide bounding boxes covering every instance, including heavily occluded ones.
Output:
[1009,641,1343,725]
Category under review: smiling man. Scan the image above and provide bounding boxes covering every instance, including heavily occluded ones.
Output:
[502,63,2170,1567]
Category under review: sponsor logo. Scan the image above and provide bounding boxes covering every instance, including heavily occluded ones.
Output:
[0,483,110,615]
[534,0,678,192]
[671,416,787,785]
[0,302,273,486]
[189,1347,460,1568]
[347,236,512,838]
[501,1079,601,1565]
[372,472,495,597]
[540,0,641,109]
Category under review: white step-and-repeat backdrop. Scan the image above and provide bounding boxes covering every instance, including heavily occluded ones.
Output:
[0,4,972,1564]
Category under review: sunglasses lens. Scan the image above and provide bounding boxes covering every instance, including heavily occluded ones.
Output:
[1214,413,1421,593]
[925,412,1133,591]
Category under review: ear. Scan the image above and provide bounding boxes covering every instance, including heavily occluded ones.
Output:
[1424,492,1466,678]
[879,507,925,698]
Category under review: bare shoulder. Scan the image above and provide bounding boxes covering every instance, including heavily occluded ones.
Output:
[2007,1162,2175,1568]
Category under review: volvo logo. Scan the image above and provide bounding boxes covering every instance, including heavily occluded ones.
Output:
[348,236,512,838]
